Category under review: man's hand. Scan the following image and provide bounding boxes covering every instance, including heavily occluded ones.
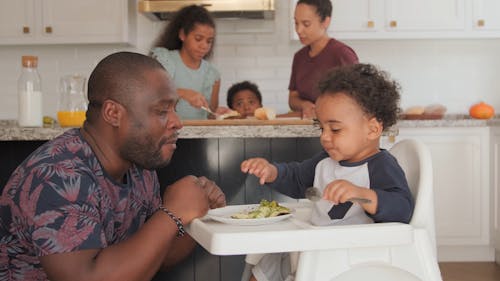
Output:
[198,176,226,209]
[162,175,209,224]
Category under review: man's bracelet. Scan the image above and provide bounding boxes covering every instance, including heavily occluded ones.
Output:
[158,205,185,237]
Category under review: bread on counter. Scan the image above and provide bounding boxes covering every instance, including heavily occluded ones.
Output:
[401,104,447,120]
[254,107,276,120]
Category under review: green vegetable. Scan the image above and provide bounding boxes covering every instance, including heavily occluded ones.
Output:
[231,200,290,219]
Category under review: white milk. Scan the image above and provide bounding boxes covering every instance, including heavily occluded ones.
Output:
[18,90,43,127]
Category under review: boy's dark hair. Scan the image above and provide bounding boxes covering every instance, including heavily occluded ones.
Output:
[318,63,401,130]
[297,0,332,21]
[226,81,263,109]
[152,5,216,59]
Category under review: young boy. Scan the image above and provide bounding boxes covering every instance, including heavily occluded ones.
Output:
[240,63,414,281]
[226,80,263,118]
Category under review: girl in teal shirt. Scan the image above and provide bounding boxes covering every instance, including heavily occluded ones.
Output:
[151,5,227,119]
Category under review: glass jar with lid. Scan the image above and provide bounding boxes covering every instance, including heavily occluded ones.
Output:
[18,55,43,127]
[57,74,87,127]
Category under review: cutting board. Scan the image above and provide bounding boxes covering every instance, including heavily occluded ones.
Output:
[182,118,314,126]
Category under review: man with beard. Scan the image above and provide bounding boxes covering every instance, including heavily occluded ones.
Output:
[0,52,226,281]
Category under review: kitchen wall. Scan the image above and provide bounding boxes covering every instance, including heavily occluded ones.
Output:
[1,1,500,120]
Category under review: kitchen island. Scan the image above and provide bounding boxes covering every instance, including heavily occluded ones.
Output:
[1,117,499,280]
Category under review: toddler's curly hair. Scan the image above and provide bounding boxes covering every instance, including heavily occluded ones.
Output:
[318,63,401,130]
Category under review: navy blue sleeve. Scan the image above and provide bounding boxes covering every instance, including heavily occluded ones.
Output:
[368,151,415,223]
[267,150,329,198]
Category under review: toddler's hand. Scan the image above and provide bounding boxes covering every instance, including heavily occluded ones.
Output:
[323,180,378,214]
[323,179,365,204]
[241,158,278,185]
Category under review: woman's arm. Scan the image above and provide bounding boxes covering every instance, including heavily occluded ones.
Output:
[289,90,316,119]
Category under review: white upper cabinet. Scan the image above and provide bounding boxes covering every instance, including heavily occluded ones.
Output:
[385,0,465,32]
[470,0,500,35]
[291,0,500,39]
[0,0,131,45]
[330,0,383,33]
[0,0,36,41]
[290,0,384,39]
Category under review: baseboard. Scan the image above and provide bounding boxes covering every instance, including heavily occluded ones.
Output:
[437,245,495,261]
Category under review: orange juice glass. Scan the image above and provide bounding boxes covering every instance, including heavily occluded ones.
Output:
[57,111,86,127]
[57,74,87,127]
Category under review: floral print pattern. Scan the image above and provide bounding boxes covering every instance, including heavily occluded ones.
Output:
[0,129,161,281]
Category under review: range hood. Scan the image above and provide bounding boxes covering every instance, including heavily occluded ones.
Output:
[138,0,275,20]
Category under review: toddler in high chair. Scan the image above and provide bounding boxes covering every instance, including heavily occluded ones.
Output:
[240,63,414,281]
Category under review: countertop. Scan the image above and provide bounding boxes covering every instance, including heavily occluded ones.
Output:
[1,116,499,141]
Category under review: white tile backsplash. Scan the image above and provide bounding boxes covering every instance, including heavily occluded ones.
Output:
[234,68,276,80]
[1,1,500,120]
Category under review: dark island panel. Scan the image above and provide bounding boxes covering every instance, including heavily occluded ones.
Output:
[0,141,47,189]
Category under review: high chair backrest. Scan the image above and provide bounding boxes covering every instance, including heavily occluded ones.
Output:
[389,139,436,256]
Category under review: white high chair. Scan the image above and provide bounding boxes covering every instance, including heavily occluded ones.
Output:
[242,139,442,281]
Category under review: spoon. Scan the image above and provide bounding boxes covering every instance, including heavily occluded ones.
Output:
[305,187,372,204]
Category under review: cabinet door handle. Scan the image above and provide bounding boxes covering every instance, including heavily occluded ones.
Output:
[45,26,53,34]
[367,20,375,28]
[390,20,397,28]
[477,19,485,27]
[23,26,30,34]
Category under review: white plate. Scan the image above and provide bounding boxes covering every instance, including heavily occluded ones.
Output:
[206,204,294,226]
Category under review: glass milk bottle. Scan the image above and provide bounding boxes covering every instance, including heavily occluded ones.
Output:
[18,56,43,127]
[57,74,87,127]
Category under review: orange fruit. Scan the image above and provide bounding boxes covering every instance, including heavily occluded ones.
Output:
[469,102,495,119]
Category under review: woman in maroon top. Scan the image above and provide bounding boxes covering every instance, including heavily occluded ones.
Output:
[289,0,359,119]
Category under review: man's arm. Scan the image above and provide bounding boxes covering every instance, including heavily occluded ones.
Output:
[160,175,226,271]
[40,176,209,281]
[160,235,197,271]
